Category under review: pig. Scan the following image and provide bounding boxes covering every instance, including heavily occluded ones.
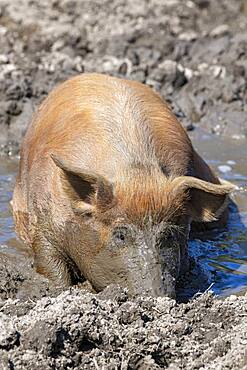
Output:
[12,73,234,298]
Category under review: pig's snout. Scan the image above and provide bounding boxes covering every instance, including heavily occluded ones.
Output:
[123,242,176,298]
[86,229,179,299]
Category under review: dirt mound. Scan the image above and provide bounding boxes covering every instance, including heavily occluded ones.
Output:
[0,253,246,370]
[0,286,246,370]
[0,0,247,154]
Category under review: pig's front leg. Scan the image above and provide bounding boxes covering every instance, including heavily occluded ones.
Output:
[32,235,85,286]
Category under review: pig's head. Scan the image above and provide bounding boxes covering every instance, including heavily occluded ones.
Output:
[52,155,234,298]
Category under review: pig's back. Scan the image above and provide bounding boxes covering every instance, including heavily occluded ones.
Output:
[13,74,220,245]
[22,73,193,181]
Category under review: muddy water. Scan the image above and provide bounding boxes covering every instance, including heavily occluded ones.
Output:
[0,158,21,255]
[190,130,247,296]
[0,132,246,297]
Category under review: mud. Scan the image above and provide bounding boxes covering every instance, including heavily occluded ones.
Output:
[0,0,247,155]
[0,0,247,369]
[0,285,246,370]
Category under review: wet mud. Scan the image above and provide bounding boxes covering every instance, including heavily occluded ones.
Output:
[0,0,247,369]
[0,287,247,370]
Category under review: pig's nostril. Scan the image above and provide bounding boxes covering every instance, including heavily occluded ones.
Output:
[117,232,125,242]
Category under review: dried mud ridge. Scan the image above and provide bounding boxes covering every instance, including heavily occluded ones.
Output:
[0,0,247,155]
[0,254,246,370]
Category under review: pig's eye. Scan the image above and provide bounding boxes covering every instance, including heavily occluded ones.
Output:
[112,227,128,244]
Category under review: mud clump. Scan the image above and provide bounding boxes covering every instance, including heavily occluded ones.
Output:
[0,253,246,370]
[0,0,247,154]
[0,286,246,370]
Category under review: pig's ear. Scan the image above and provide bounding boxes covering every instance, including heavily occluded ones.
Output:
[172,176,236,222]
[51,154,114,213]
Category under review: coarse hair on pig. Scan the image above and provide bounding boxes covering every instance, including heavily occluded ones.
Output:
[12,73,235,298]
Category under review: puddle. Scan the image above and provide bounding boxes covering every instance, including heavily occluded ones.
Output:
[0,158,22,256]
[190,129,247,297]
[0,132,246,298]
